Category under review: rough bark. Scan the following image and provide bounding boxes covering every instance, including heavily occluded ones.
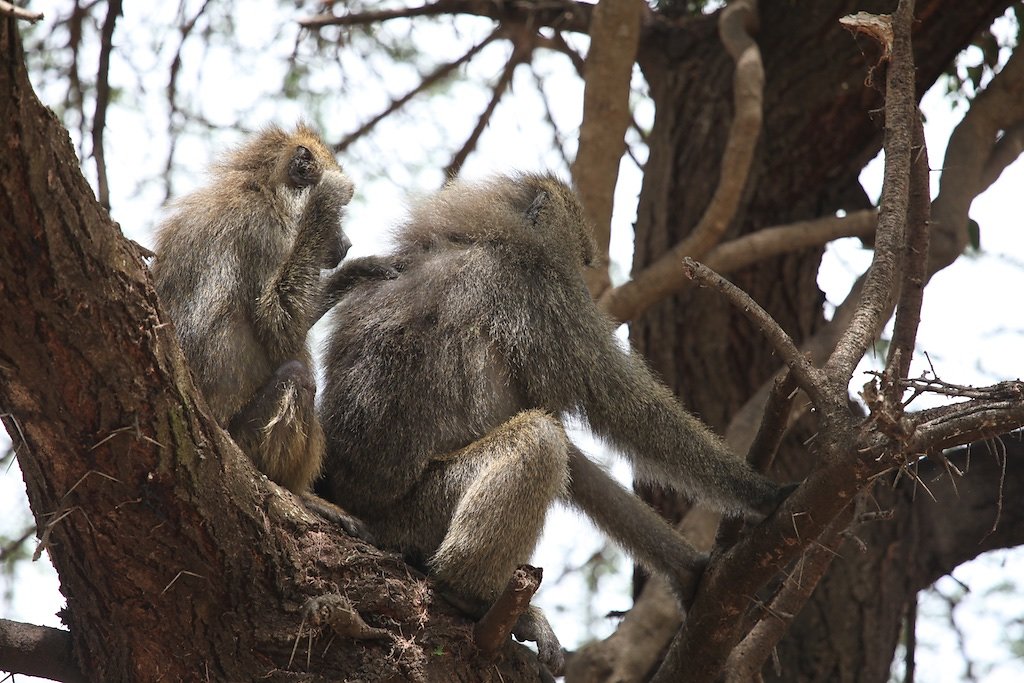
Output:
[625,0,1018,680]
[0,17,542,683]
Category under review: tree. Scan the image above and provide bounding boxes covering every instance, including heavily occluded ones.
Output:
[1,1,1023,681]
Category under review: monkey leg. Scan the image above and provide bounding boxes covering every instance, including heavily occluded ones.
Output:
[227,359,324,494]
[425,410,569,605]
[564,445,707,607]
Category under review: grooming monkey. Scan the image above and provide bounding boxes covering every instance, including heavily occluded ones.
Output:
[152,123,393,520]
[319,173,792,672]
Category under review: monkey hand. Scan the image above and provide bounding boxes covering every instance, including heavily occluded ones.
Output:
[512,606,564,677]
[299,492,377,543]
[748,480,800,522]
[315,168,355,209]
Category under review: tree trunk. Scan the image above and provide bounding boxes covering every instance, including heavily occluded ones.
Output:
[630,0,1017,679]
[0,17,540,683]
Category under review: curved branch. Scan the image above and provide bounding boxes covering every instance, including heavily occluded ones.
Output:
[573,0,644,298]
[599,208,876,324]
[597,0,763,320]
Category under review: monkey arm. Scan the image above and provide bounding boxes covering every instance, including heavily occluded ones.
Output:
[253,176,349,355]
[313,256,399,322]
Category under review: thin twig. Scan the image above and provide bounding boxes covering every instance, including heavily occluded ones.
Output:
[443,47,524,179]
[335,27,502,154]
[681,258,829,409]
[91,0,123,212]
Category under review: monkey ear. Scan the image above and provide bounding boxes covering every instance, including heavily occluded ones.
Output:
[525,191,549,226]
[288,145,320,188]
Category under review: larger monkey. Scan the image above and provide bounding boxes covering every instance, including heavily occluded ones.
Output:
[152,123,392,508]
[319,173,790,672]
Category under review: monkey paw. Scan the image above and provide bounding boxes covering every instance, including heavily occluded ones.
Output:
[512,607,564,677]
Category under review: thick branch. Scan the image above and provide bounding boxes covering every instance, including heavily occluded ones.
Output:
[597,0,763,320]
[599,208,876,324]
[929,42,1024,274]
[827,3,915,382]
[0,619,84,683]
[573,0,644,298]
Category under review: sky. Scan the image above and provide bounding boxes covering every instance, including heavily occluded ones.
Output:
[2,3,1024,682]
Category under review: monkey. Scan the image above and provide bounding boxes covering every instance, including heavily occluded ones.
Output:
[317,173,793,673]
[151,123,393,529]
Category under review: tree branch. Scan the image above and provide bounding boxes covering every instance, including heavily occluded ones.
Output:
[827,2,915,382]
[299,0,594,35]
[599,208,876,324]
[723,507,852,682]
[474,565,543,659]
[573,0,644,299]
[0,619,84,683]
[597,0,764,320]
[882,115,930,401]
[444,45,523,178]
[91,0,122,212]
[682,258,829,409]
[335,27,502,154]
[0,1,43,23]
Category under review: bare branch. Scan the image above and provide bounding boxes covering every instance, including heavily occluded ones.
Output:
[0,1,43,23]
[929,41,1024,275]
[827,2,915,382]
[474,565,542,659]
[299,0,594,35]
[598,0,764,319]
[0,619,85,683]
[91,0,122,212]
[724,508,852,682]
[572,0,645,299]
[335,27,502,153]
[681,258,830,413]
[443,47,523,178]
[883,115,930,398]
[599,207,876,324]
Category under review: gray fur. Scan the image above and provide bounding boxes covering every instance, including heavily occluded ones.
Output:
[320,173,788,672]
[152,123,391,497]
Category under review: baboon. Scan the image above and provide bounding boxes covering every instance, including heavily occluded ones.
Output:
[319,173,791,672]
[152,123,393,516]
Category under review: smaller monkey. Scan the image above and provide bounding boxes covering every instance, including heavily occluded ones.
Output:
[152,123,393,526]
